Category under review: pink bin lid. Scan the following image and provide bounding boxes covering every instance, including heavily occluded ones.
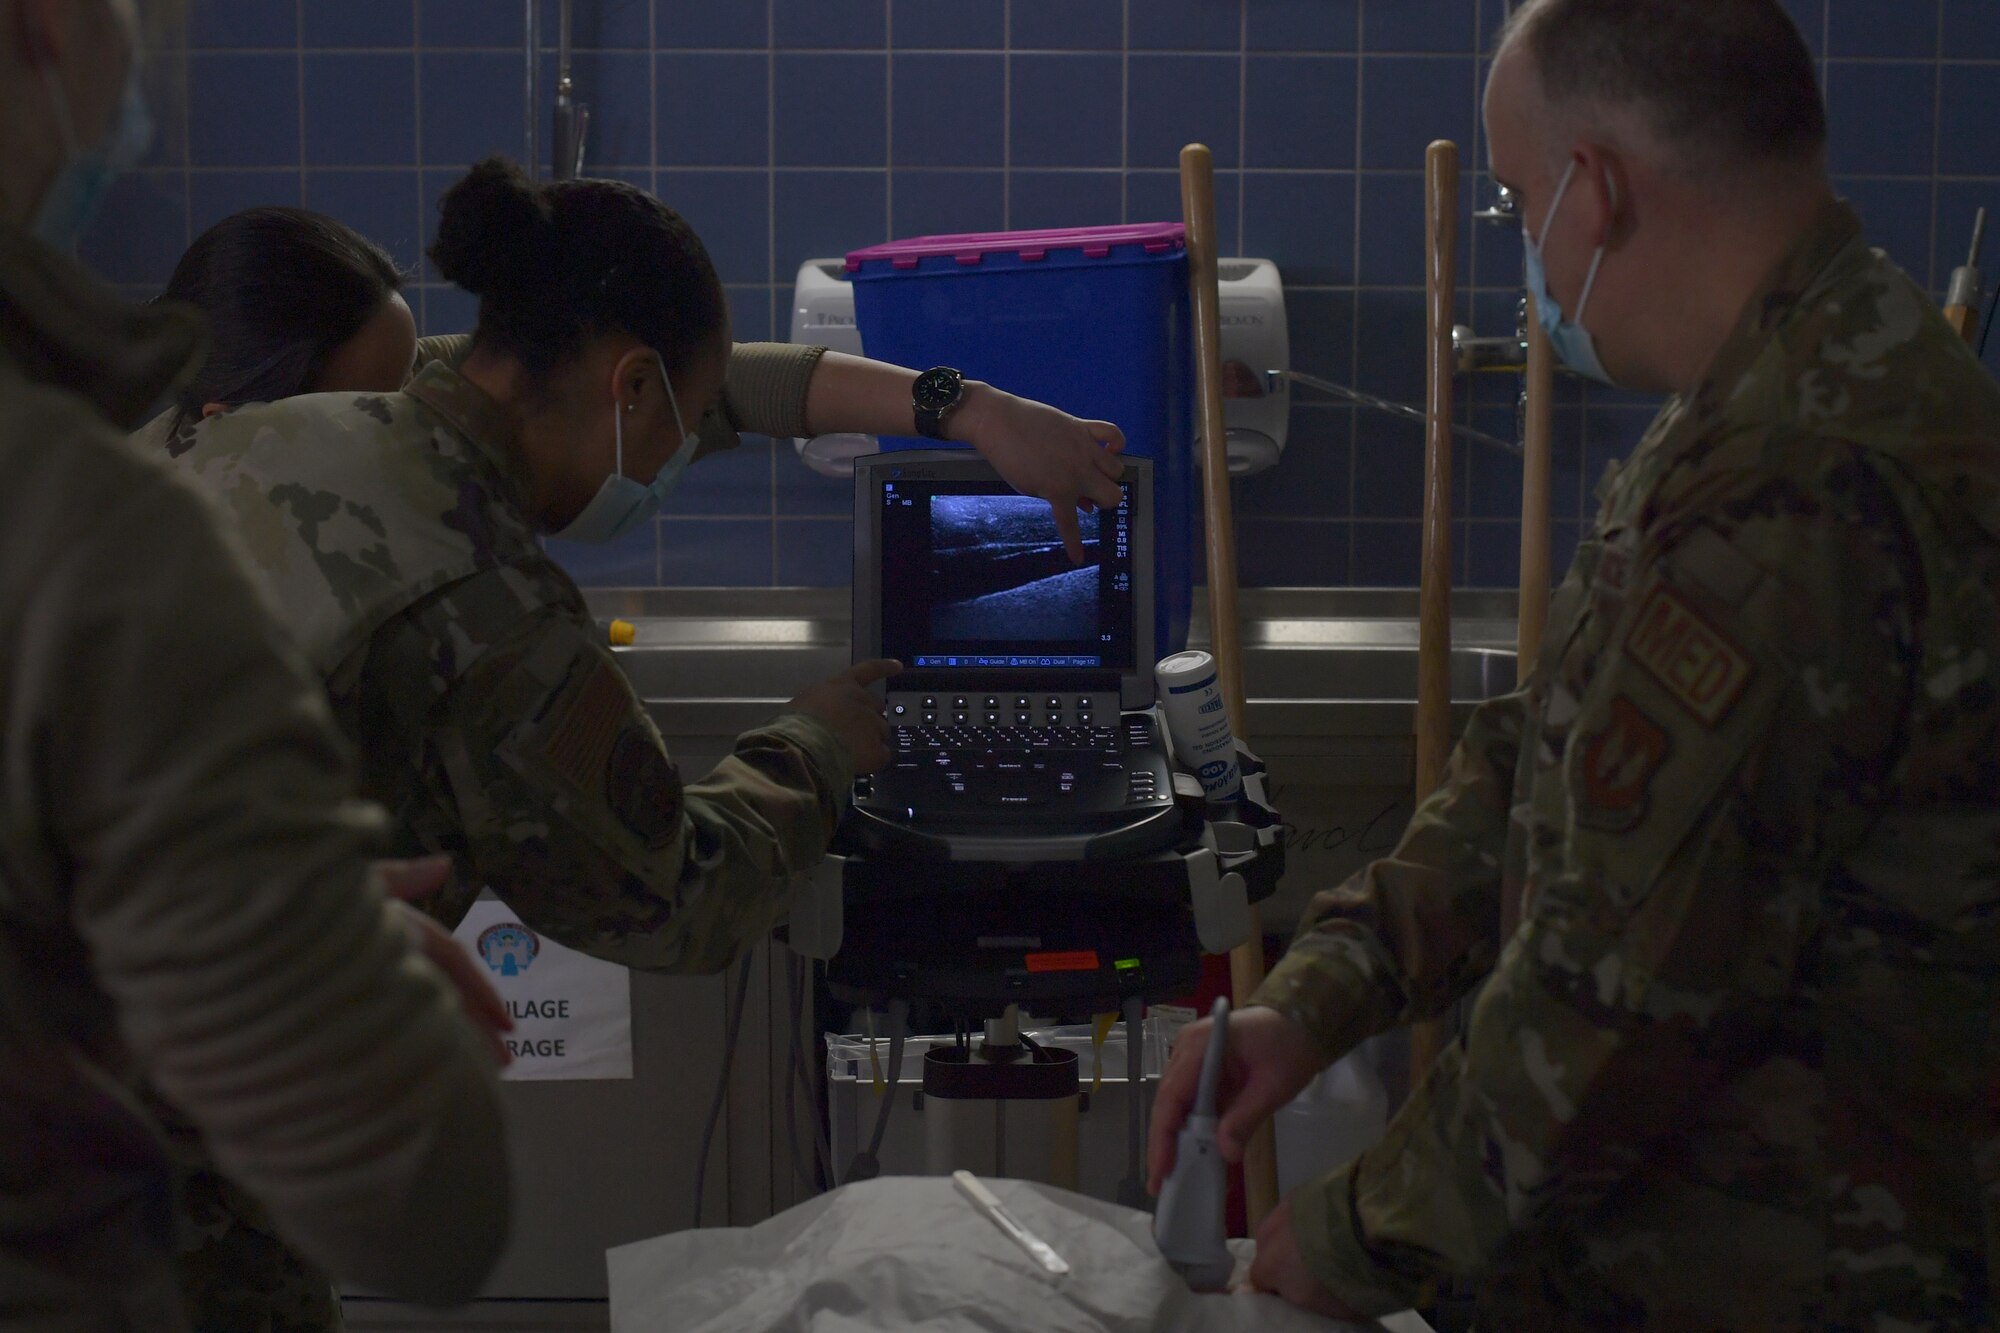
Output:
[845,222,1186,271]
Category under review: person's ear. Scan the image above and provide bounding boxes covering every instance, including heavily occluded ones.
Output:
[608,345,657,414]
[200,401,229,419]
[1572,145,1626,248]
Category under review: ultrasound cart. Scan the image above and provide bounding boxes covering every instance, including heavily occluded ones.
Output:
[782,452,1284,1202]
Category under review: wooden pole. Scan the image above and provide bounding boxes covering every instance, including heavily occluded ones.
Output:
[1410,140,1459,1090]
[1179,141,1279,1227]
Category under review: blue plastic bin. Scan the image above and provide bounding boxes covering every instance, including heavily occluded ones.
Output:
[844,223,1195,658]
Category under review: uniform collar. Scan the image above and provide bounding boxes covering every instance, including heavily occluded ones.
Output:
[0,217,206,430]
[403,358,536,510]
[1683,197,1867,422]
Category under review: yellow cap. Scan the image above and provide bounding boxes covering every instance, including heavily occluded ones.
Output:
[607,618,636,647]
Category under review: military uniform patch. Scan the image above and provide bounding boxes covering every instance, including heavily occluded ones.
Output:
[1626,585,1754,725]
[541,658,627,794]
[1576,695,1669,830]
[606,726,685,850]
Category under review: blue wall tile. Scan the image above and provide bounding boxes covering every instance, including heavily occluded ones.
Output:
[725,285,776,342]
[305,170,425,272]
[188,170,299,234]
[1939,64,2000,177]
[1011,55,1123,168]
[189,54,298,167]
[1009,171,1124,230]
[1842,177,1936,289]
[1011,0,1122,50]
[1244,56,1356,170]
[422,53,529,166]
[555,51,653,169]
[656,0,768,48]
[1128,55,1241,172]
[80,173,186,286]
[1364,0,1478,54]
[774,171,888,276]
[1351,412,1430,518]
[1779,0,1826,55]
[892,170,1007,237]
[775,54,887,165]
[663,441,775,518]
[304,0,413,48]
[546,0,652,49]
[190,0,297,48]
[1284,288,1356,381]
[1235,406,1352,518]
[1239,520,1350,586]
[1247,0,1357,52]
[1127,170,1236,240]
[1943,0,2000,58]
[421,0,523,47]
[304,54,415,167]
[776,519,854,585]
[1352,287,1427,403]
[893,55,1005,167]
[1357,172,1472,289]
[1827,0,1937,58]
[1351,520,1420,584]
[1463,521,1520,589]
[1360,55,1476,171]
[777,445,852,515]
[1128,0,1241,53]
[658,169,770,284]
[775,0,886,49]
[892,0,1005,49]
[1241,171,1355,286]
[420,282,480,338]
[1825,62,1937,176]
[658,53,768,166]
[1463,406,1523,519]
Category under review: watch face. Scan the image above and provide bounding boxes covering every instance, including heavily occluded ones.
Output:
[914,367,963,412]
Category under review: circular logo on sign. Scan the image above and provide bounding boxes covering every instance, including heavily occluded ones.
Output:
[476,922,539,977]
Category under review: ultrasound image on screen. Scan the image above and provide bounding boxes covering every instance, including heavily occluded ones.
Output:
[928,495,1100,641]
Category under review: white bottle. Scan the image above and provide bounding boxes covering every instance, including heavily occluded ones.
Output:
[1153,650,1243,800]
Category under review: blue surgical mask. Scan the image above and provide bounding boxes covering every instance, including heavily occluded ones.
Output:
[554,354,702,545]
[1523,160,1615,386]
[32,34,153,252]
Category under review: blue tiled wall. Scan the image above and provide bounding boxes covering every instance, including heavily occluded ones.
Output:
[90,0,2000,590]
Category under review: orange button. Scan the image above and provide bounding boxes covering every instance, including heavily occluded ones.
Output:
[1025,950,1101,974]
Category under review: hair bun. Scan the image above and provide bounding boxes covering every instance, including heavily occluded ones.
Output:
[429,157,553,300]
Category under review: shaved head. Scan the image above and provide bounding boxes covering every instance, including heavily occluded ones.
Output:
[1498,0,1826,180]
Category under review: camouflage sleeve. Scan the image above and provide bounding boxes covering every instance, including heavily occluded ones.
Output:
[394,577,853,972]
[1287,446,1921,1317]
[1249,686,1526,1062]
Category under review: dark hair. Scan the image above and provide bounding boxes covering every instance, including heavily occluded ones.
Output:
[1504,0,1827,170]
[427,157,727,384]
[160,207,402,432]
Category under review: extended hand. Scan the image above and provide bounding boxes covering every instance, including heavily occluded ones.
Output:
[377,855,514,1067]
[785,658,901,774]
[951,384,1126,563]
[1146,1005,1326,1193]
[1248,1199,1365,1320]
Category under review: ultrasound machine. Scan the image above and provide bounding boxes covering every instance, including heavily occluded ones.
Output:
[844,450,1181,864]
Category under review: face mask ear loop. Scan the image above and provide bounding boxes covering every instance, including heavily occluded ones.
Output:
[657,355,690,443]
[1571,170,1617,326]
[612,390,627,484]
[1535,158,1579,250]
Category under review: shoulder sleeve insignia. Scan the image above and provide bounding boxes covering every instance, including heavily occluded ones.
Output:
[540,657,628,794]
[1625,584,1754,726]
[606,726,685,850]
[1576,694,1671,831]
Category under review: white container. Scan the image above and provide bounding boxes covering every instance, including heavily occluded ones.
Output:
[1154,650,1243,799]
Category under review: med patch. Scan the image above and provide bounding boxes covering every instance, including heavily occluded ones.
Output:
[606,726,685,850]
[1626,584,1754,726]
[1576,694,1670,831]
[540,657,627,794]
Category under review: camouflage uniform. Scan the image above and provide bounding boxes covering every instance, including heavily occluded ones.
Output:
[164,348,853,1330]
[0,222,508,1328]
[1254,201,2000,1329]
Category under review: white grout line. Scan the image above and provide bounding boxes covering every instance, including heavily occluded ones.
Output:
[1001,0,1012,226]
[1929,0,1944,293]
[1119,0,1130,222]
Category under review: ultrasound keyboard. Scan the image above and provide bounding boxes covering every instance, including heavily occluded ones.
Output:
[843,691,1182,862]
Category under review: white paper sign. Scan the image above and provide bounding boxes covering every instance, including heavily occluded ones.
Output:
[451,899,633,1081]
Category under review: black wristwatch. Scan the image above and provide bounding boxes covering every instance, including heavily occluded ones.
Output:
[912,366,967,440]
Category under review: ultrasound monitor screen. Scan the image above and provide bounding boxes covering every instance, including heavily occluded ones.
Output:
[878,478,1135,670]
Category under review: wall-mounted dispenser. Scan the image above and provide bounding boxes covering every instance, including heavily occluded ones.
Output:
[784,256,1292,479]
